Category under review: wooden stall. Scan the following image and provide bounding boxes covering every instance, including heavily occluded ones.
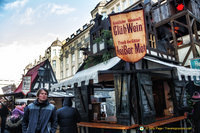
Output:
[50,55,200,133]
[52,0,200,132]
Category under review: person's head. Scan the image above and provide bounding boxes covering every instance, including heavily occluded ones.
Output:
[63,97,72,107]
[192,91,200,103]
[36,88,49,103]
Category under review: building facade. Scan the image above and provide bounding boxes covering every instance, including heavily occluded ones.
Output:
[91,0,141,19]
[46,39,62,81]
[60,23,93,81]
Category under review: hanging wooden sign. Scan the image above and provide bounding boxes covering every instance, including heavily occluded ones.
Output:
[109,9,147,63]
[22,76,32,95]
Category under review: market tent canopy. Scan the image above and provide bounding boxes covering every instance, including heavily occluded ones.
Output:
[51,57,121,89]
[29,91,73,98]
[52,56,200,90]
[144,56,200,81]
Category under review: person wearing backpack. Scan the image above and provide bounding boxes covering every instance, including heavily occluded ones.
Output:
[7,102,26,133]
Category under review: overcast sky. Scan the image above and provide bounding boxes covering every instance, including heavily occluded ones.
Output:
[0,0,101,82]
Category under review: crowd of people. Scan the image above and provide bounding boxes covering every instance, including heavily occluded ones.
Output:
[0,87,198,133]
[0,88,81,133]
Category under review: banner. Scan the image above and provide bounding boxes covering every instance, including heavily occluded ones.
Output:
[190,58,200,86]
[110,9,146,63]
[22,76,32,95]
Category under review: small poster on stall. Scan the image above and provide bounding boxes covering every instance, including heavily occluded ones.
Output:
[22,76,32,95]
[190,58,200,86]
[109,9,147,63]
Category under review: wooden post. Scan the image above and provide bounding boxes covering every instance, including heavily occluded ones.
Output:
[169,69,179,116]
[193,20,199,42]
[131,63,139,124]
[186,13,197,58]
[170,20,179,62]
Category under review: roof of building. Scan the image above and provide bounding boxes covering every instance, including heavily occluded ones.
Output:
[51,38,62,47]
[14,60,45,93]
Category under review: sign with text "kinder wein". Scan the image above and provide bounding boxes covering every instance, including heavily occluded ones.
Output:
[109,9,146,63]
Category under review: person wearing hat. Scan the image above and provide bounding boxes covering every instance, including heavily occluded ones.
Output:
[22,88,57,133]
[56,97,81,133]
[191,91,200,133]
[7,102,26,133]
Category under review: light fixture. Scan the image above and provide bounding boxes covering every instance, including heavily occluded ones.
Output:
[38,67,45,77]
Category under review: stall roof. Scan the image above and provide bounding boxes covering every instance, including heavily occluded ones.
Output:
[52,56,200,89]
[144,56,200,81]
[51,57,121,88]
[14,61,45,93]
[29,91,72,98]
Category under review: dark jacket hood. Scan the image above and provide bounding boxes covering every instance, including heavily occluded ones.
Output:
[63,97,72,107]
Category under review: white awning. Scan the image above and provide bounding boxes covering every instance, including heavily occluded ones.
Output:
[29,91,70,97]
[52,56,200,89]
[51,56,121,88]
[144,56,200,81]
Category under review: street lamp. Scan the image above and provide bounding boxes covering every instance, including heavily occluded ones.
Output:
[38,66,45,88]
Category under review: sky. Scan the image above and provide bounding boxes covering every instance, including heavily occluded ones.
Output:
[0,0,101,82]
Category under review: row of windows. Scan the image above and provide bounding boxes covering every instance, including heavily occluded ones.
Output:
[101,0,139,18]
[65,51,83,63]
[59,54,83,79]
[92,41,105,54]
[52,50,82,69]
[52,49,61,57]
[62,64,82,79]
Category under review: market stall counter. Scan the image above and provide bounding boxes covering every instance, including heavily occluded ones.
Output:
[77,122,139,133]
[143,115,189,133]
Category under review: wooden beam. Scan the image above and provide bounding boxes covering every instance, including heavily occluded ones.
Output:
[131,64,139,124]
[155,10,188,28]
[186,13,197,58]
[170,20,179,61]
[177,43,190,49]
[98,74,113,82]
[190,18,195,28]
[188,10,200,23]
[193,20,199,43]
[182,46,192,66]
[173,20,188,28]
[194,41,200,47]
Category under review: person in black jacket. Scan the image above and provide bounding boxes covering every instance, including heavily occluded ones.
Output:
[192,100,200,133]
[22,88,57,133]
[0,102,9,133]
[56,97,81,133]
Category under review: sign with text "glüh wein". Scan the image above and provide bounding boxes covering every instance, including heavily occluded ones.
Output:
[109,9,146,63]
[22,76,32,95]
